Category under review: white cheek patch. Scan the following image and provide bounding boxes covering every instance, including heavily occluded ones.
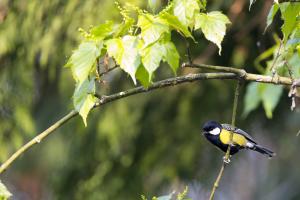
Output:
[209,128,221,135]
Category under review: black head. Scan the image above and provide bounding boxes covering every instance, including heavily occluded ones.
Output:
[202,120,222,134]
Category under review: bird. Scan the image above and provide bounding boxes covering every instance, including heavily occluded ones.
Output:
[202,121,275,160]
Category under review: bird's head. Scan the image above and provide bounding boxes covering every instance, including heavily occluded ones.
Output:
[202,121,222,136]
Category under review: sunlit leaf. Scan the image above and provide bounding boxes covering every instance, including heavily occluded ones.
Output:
[159,12,193,39]
[90,21,114,40]
[137,14,169,47]
[195,11,231,55]
[279,2,300,41]
[67,42,102,83]
[173,0,200,27]
[106,38,123,63]
[243,82,262,117]
[106,36,141,84]
[161,41,180,74]
[148,0,161,13]
[141,42,164,80]
[265,3,279,31]
[73,78,97,126]
[113,18,135,37]
[0,180,12,200]
[199,0,207,11]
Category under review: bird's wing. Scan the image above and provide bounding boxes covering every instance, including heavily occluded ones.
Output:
[221,123,257,144]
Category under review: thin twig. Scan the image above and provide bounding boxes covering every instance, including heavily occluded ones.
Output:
[225,80,241,159]
[208,80,241,200]
[208,164,225,200]
[99,65,119,76]
[270,41,283,75]
[0,63,298,174]
[185,38,193,64]
[183,63,247,77]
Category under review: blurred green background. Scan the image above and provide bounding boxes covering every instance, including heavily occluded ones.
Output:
[0,0,300,199]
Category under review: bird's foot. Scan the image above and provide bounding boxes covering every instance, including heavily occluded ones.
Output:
[223,156,231,164]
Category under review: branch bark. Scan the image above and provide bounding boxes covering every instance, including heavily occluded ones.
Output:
[0,64,298,175]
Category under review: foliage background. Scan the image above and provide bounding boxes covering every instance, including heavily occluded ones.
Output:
[0,0,300,199]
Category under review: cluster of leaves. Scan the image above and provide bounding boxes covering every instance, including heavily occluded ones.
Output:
[66,0,231,125]
[141,186,190,200]
[0,180,11,200]
[244,1,300,118]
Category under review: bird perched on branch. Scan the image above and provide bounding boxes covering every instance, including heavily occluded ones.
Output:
[202,121,275,160]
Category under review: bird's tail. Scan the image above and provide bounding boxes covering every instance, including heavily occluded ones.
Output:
[251,144,276,158]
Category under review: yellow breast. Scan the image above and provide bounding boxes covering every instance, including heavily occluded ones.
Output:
[220,129,247,146]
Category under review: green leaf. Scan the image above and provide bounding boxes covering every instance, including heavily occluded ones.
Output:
[73,78,97,126]
[199,0,207,11]
[137,14,169,47]
[67,42,102,83]
[279,2,300,41]
[113,18,135,37]
[106,38,123,63]
[177,186,189,200]
[159,12,193,39]
[260,84,283,118]
[265,3,279,31]
[0,180,12,200]
[106,36,141,84]
[243,82,261,117]
[148,0,161,13]
[287,27,300,46]
[90,21,114,40]
[173,0,200,27]
[195,11,231,55]
[161,41,180,74]
[136,64,150,87]
[141,42,164,80]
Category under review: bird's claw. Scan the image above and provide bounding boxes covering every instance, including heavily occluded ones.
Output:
[223,156,231,164]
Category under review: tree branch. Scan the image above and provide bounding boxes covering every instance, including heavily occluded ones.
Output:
[183,63,297,86]
[0,63,298,174]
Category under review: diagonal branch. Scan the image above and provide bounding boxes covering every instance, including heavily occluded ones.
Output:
[0,64,298,174]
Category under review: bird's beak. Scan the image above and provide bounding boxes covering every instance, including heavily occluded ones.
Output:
[202,131,208,135]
